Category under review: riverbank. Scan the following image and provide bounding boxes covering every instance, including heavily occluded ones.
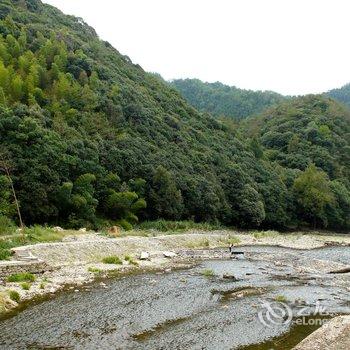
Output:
[0,229,349,318]
[1,240,350,349]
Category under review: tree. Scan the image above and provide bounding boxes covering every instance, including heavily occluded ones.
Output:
[149,166,184,220]
[293,164,334,227]
[0,150,24,228]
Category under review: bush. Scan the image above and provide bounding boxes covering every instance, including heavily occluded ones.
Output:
[8,290,20,303]
[0,248,11,260]
[116,219,133,231]
[0,216,16,236]
[7,272,36,282]
[102,256,122,264]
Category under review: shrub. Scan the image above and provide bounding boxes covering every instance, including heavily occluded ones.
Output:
[0,248,11,260]
[102,256,122,264]
[0,216,16,236]
[116,219,133,231]
[7,272,36,282]
[8,290,20,303]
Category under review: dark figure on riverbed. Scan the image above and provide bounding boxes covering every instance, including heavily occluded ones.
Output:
[229,244,244,259]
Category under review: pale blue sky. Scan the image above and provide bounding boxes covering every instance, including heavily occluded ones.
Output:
[43,0,350,95]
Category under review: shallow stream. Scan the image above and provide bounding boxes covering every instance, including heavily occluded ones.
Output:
[0,246,349,349]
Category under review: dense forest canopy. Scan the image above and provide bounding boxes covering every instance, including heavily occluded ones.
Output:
[241,96,350,229]
[326,83,350,109]
[0,0,349,231]
[171,79,286,120]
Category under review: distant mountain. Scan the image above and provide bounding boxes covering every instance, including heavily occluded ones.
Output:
[326,84,350,108]
[170,79,286,120]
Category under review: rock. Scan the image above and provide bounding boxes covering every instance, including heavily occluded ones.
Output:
[108,226,120,237]
[293,315,350,350]
[163,251,177,258]
[139,252,150,260]
[79,228,87,233]
[222,273,238,281]
[53,226,64,232]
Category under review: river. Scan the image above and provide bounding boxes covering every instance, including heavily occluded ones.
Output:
[0,246,349,349]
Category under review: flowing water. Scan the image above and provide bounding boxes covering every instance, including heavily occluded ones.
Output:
[0,246,349,350]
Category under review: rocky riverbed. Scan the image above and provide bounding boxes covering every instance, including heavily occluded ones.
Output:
[0,230,349,349]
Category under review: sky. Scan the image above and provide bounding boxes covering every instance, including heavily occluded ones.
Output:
[42,0,350,96]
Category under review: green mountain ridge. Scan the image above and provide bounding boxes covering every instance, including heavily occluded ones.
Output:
[326,83,350,108]
[0,0,348,232]
[171,78,286,120]
[171,78,350,122]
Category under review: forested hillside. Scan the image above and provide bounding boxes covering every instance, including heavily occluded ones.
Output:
[0,0,349,231]
[242,96,350,229]
[171,79,286,120]
[326,83,350,108]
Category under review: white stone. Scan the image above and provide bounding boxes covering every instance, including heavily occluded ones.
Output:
[163,251,177,258]
[53,226,64,232]
[139,252,150,260]
[79,228,87,232]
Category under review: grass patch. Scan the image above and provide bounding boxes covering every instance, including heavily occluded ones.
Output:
[8,290,20,303]
[219,235,241,246]
[0,225,85,260]
[0,235,27,261]
[185,238,211,249]
[0,292,10,313]
[201,269,215,277]
[274,295,288,303]
[124,255,138,266]
[253,230,280,239]
[21,282,31,290]
[7,272,36,283]
[88,267,102,273]
[137,220,222,233]
[39,282,46,289]
[102,256,122,264]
